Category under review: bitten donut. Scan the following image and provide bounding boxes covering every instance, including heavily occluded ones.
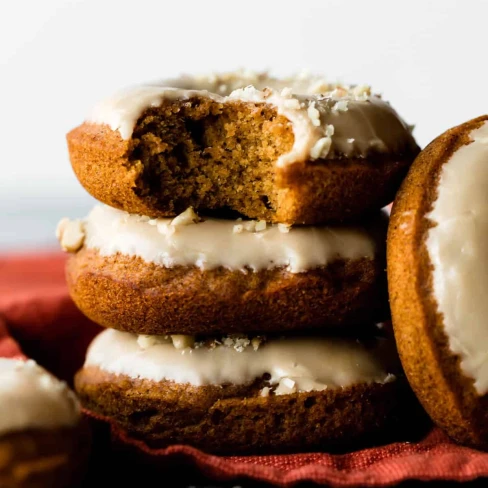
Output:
[388,115,488,449]
[0,358,89,488]
[58,205,389,336]
[75,329,412,453]
[67,71,419,224]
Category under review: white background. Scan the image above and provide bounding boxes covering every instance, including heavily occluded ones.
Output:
[1,0,487,251]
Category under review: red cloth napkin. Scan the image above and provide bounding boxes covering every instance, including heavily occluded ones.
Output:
[1,251,488,487]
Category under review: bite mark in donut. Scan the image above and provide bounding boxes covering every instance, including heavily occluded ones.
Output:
[67,71,419,224]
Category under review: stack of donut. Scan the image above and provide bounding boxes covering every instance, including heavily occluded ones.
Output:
[58,71,422,453]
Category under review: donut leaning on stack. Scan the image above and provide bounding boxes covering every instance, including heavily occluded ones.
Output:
[388,115,488,449]
[58,71,422,453]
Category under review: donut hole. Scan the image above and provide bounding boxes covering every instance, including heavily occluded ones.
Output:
[129,97,294,220]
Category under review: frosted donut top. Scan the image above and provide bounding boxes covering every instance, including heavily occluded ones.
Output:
[0,358,80,436]
[59,205,382,272]
[426,120,488,395]
[87,70,418,166]
[85,329,396,393]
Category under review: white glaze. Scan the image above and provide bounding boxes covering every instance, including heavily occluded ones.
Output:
[0,358,80,436]
[426,120,488,395]
[85,329,396,393]
[77,204,379,273]
[88,71,417,165]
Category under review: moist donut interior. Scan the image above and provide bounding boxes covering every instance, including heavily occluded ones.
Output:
[129,97,295,218]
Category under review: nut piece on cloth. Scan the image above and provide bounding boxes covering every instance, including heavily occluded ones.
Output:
[388,115,488,449]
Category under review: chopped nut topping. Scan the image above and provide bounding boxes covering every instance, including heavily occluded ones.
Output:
[275,377,297,395]
[329,87,348,99]
[251,337,262,351]
[171,335,195,350]
[283,378,296,388]
[308,80,333,94]
[307,102,321,127]
[278,223,291,233]
[332,100,349,112]
[242,221,256,232]
[56,218,85,253]
[260,387,270,397]
[352,84,371,100]
[384,373,396,383]
[55,218,69,241]
[283,98,301,110]
[170,207,200,227]
[255,220,267,232]
[194,338,222,350]
[194,334,266,351]
[234,220,268,233]
[134,215,151,223]
[223,335,251,353]
[192,70,376,106]
[137,335,171,349]
[310,136,332,159]
[280,87,293,97]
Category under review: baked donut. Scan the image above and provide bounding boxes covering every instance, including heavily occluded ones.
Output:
[75,328,411,453]
[0,358,90,488]
[388,115,488,449]
[58,205,389,336]
[67,71,419,224]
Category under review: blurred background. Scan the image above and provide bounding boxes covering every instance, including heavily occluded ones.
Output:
[1,0,487,252]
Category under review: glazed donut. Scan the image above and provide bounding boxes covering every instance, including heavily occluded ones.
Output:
[0,358,89,488]
[75,328,414,453]
[59,205,389,336]
[67,71,419,224]
[388,115,488,449]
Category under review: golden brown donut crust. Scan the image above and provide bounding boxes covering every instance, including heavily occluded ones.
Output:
[67,99,419,224]
[0,424,90,488]
[387,115,488,449]
[66,247,388,336]
[75,366,418,454]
